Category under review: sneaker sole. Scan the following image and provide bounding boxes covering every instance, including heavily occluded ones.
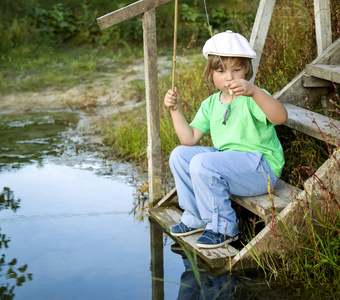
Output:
[171,227,205,237]
[196,235,239,249]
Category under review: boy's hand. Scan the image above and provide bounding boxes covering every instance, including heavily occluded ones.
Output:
[229,79,288,125]
[164,87,179,111]
[228,79,256,97]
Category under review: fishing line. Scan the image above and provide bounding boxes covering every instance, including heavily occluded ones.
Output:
[203,0,213,36]
[203,0,227,72]
[203,0,234,124]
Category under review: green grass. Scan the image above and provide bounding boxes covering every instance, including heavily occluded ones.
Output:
[0,43,142,94]
[102,110,148,161]
[247,194,340,298]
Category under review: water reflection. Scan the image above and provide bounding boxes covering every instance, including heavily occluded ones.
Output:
[149,219,283,300]
[130,186,149,222]
[149,220,242,300]
[0,187,20,212]
[172,244,240,300]
[0,187,32,299]
[150,219,164,300]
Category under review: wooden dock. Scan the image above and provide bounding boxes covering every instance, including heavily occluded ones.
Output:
[149,181,301,272]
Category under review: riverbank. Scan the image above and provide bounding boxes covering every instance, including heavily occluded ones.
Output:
[0,56,173,146]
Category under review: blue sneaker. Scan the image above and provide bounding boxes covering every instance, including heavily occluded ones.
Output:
[171,222,205,237]
[196,230,239,248]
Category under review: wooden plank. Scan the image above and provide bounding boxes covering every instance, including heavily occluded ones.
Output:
[97,0,173,29]
[150,206,182,228]
[274,180,301,202]
[158,181,298,219]
[230,194,285,220]
[149,207,239,269]
[284,103,340,146]
[305,64,340,84]
[302,74,332,87]
[310,36,340,65]
[154,187,178,208]
[143,9,162,204]
[314,0,332,56]
[249,0,276,83]
[275,37,340,107]
[230,180,301,221]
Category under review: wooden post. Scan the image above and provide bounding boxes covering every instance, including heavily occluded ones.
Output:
[249,0,276,83]
[97,1,173,205]
[314,0,332,56]
[143,9,162,204]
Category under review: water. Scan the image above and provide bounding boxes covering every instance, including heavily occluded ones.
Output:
[0,112,200,299]
[0,112,300,299]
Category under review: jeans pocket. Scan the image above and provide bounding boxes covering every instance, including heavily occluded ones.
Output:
[243,152,263,173]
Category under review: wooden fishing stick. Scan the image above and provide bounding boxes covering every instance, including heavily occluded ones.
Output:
[170,0,178,111]
[172,0,178,91]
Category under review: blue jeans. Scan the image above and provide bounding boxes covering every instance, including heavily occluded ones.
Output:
[169,146,278,236]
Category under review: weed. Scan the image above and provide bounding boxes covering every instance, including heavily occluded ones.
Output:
[245,95,340,297]
[102,110,148,161]
[255,0,317,94]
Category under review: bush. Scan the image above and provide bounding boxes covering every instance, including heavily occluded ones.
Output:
[0,0,258,54]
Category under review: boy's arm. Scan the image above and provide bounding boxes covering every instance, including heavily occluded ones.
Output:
[164,88,205,145]
[170,109,205,146]
[229,80,288,125]
[249,86,288,125]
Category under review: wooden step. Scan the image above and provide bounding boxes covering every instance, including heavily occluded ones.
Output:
[149,181,300,270]
[149,206,240,269]
[305,64,340,84]
[302,74,332,87]
[284,103,340,146]
[155,181,300,221]
[230,180,298,222]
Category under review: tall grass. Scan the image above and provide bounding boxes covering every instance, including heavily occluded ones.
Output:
[102,112,148,161]
[255,0,340,185]
[248,155,340,298]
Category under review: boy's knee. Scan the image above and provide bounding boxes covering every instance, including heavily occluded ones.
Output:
[169,145,188,166]
[189,153,206,174]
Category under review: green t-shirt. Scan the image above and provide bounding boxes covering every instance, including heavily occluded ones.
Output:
[190,92,284,177]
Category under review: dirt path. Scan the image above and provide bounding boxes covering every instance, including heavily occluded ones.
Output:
[0,57,173,145]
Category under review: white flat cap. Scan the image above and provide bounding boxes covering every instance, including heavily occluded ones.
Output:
[202,30,256,59]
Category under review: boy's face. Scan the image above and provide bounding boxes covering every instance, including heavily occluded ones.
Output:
[212,58,246,93]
